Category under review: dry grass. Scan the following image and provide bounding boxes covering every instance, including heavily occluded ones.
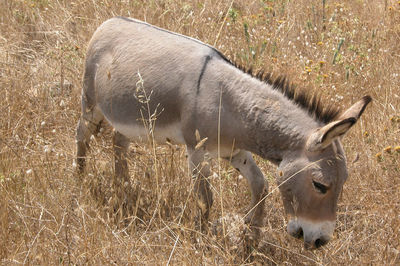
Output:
[1,0,400,264]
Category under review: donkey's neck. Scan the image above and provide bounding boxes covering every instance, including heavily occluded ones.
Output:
[217,60,320,162]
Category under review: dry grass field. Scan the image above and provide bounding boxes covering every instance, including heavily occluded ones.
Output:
[1,0,400,264]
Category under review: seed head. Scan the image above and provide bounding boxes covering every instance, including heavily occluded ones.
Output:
[384,146,392,154]
[376,152,383,162]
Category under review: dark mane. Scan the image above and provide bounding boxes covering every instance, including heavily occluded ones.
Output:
[216,52,340,124]
[262,74,340,124]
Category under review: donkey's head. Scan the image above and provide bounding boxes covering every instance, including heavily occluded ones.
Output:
[276,96,371,249]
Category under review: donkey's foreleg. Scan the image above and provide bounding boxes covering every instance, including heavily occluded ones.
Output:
[187,147,213,230]
[230,150,267,227]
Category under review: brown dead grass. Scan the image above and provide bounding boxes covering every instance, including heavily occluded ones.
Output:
[1,0,400,264]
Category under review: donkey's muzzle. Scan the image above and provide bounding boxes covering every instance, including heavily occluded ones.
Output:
[304,236,329,249]
[287,218,335,249]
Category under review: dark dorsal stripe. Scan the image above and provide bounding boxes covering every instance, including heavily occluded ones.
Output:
[197,55,212,94]
[117,16,340,124]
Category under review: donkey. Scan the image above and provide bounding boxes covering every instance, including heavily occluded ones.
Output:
[76,17,371,249]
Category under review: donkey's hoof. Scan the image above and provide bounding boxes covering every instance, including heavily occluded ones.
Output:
[241,226,261,260]
[194,215,210,234]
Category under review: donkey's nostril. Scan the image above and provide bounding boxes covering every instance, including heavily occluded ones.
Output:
[314,238,327,248]
[294,228,303,239]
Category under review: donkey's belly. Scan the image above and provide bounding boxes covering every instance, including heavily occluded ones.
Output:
[112,121,185,144]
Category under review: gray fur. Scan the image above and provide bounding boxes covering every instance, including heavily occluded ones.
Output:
[76,17,371,249]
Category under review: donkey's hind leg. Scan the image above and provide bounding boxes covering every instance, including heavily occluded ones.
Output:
[113,131,130,182]
[76,106,103,174]
[112,131,135,220]
[187,147,213,231]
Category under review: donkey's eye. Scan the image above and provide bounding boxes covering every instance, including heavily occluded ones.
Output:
[312,180,328,194]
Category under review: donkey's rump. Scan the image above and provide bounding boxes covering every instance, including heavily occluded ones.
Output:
[83,18,218,143]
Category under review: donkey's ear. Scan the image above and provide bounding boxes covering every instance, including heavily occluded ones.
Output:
[306,118,356,152]
[306,96,371,152]
[338,95,372,120]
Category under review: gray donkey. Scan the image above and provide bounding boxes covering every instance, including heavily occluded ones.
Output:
[76,17,371,249]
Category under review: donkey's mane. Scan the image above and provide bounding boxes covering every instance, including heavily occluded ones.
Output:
[248,67,340,124]
[266,74,340,124]
[217,53,341,124]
